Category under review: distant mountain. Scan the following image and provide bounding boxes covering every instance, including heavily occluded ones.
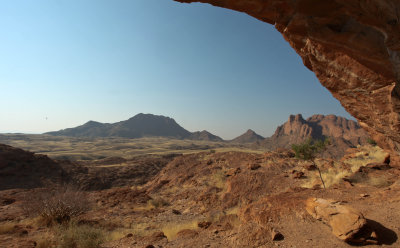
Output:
[230,129,264,143]
[107,114,192,139]
[45,113,221,141]
[46,120,112,137]
[260,114,369,158]
[189,130,223,142]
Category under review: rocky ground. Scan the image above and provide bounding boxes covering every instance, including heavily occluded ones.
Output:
[0,144,399,247]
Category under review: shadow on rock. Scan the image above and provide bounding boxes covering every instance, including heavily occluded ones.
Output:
[348,219,397,246]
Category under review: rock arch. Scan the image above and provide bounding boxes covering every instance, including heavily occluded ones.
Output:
[175,0,400,161]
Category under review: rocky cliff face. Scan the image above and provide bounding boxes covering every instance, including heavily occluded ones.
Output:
[262,114,369,158]
[175,0,400,162]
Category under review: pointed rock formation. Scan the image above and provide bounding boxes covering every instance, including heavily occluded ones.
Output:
[261,114,369,158]
[231,129,264,143]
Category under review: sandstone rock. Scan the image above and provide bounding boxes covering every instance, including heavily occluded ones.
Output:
[225,167,241,177]
[175,0,400,161]
[306,198,367,242]
[198,221,212,229]
[248,163,261,170]
[303,163,317,171]
[176,229,198,239]
[292,170,305,179]
[364,163,391,170]
[149,232,167,242]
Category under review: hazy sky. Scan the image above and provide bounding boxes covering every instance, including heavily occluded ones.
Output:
[0,0,352,139]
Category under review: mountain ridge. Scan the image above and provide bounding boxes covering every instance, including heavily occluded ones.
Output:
[46,113,369,156]
[46,113,222,141]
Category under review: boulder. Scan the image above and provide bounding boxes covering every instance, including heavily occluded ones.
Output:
[306,198,367,242]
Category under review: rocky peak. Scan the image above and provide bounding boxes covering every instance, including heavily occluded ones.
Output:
[231,129,264,143]
[264,114,369,158]
[288,114,305,123]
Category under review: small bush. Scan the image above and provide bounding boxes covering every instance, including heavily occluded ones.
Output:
[148,197,169,208]
[58,223,105,248]
[367,138,377,146]
[292,138,330,189]
[35,233,54,248]
[24,185,90,225]
[292,138,329,160]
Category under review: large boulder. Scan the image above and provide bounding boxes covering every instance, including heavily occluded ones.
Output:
[306,198,367,242]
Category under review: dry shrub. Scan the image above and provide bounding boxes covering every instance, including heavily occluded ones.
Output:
[349,173,392,188]
[24,185,90,225]
[148,197,169,208]
[35,233,54,248]
[57,223,105,248]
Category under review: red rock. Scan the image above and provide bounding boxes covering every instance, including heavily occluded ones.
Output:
[248,163,261,170]
[198,221,212,229]
[292,171,305,179]
[306,198,368,242]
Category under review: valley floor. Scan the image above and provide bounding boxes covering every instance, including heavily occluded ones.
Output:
[1,145,399,247]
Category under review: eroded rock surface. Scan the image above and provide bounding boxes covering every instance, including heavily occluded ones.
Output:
[175,0,400,161]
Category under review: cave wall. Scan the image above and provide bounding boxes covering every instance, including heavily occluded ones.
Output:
[175,0,400,161]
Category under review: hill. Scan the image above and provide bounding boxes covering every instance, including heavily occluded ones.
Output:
[46,113,193,139]
[189,130,223,142]
[0,144,66,190]
[230,129,264,143]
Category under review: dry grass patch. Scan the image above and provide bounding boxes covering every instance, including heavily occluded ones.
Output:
[343,145,388,172]
[57,223,105,248]
[148,197,169,208]
[35,232,54,248]
[210,169,227,190]
[162,220,199,241]
[301,145,389,188]
[0,222,15,234]
[302,163,352,188]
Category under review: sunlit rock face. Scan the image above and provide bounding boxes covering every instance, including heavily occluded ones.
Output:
[175,0,400,161]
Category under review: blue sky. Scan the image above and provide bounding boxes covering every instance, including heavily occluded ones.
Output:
[0,0,352,139]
